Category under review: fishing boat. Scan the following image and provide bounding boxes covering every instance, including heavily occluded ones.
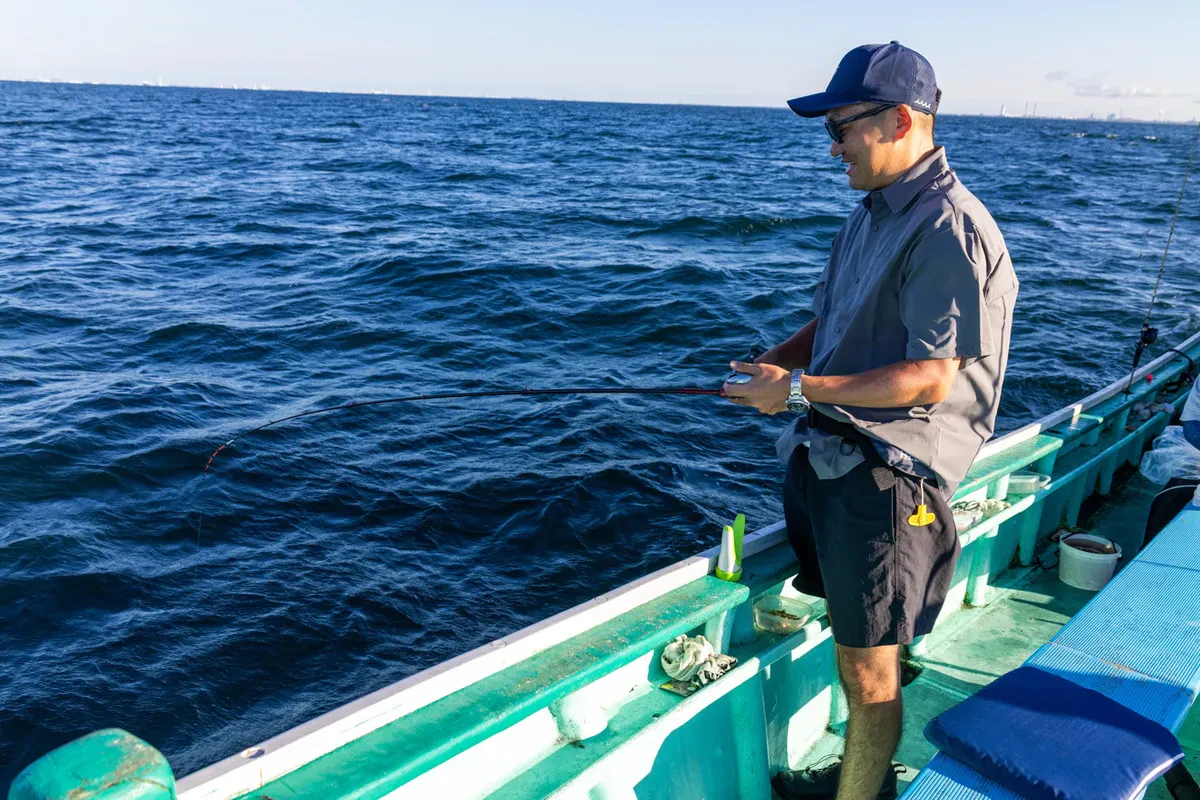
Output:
[12,330,1200,799]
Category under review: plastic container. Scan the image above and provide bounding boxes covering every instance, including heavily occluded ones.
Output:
[953,509,983,531]
[1059,533,1122,591]
[1007,471,1051,496]
[752,595,813,635]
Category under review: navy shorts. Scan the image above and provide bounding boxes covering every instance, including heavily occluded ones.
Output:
[783,444,961,649]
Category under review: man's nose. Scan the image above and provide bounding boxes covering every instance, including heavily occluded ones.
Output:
[830,139,844,158]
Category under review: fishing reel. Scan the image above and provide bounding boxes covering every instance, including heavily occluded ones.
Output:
[1130,323,1159,375]
[724,346,765,387]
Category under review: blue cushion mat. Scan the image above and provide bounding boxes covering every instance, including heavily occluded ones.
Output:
[924,666,1183,800]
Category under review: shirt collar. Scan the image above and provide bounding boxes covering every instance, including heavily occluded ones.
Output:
[861,146,950,216]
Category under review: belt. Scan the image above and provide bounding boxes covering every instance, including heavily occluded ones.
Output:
[807,407,872,447]
[807,407,897,490]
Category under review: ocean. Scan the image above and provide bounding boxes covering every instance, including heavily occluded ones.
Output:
[1,80,1197,783]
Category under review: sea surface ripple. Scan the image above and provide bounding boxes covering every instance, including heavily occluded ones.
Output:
[1,81,1198,782]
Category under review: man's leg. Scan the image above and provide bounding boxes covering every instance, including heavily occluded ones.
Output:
[835,643,902,800]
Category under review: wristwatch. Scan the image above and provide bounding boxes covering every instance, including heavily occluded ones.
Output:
[786,369,809,413]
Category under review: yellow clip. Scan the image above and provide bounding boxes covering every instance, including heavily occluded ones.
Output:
[907,479,935,526]
[908,504,936,526]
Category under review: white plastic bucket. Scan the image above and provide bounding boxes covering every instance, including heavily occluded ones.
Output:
[1058,533,1122,591]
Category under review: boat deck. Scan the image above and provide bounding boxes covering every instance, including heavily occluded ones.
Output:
[793,472,1200,798]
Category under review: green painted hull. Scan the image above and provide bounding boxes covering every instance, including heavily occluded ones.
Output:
[13,332,1200,800]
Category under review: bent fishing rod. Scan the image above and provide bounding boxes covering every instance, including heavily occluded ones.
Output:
[1126,118,1200,391]
[202,350,763,474]
[203,386,724,473]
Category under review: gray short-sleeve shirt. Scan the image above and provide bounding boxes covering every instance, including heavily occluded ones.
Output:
[801,146,1018,496]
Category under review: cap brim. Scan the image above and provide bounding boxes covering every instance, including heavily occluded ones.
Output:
[786,92,861,118]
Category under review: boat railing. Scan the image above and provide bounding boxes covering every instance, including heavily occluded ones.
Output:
[175,331,1200,797]
[13,332,1200,799]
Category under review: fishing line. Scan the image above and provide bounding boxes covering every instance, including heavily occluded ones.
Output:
[1126,119,1200,391]
[187,384,730,561]
[202,386,725,474]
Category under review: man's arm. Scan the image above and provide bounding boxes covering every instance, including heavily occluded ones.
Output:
[723,357,960,415]
[756,318,818,371]
[802,358,960,407]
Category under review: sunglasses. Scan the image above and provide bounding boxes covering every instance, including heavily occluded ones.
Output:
[824,104,896,144]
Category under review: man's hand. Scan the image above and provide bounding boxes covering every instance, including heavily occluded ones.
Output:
[722,361,792,415]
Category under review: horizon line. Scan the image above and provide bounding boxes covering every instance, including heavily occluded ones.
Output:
[3,78,1197,125]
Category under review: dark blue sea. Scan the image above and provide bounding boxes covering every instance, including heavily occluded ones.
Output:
[2,80,1197,783]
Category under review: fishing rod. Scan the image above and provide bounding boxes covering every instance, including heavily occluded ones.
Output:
[203,385,728,474]
[1126,119,1200,392]
[202,347,765,474]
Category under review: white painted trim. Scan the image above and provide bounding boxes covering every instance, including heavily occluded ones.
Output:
[178,525,785,796]
[180,332,1200,797]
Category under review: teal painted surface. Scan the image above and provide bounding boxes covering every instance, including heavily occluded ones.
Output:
[630,693,748,799]
[906,508,1200,799]
[953,435,1062,500]
[30,346,1198,800]
[238,577,747,799]
[760,630,837,765]
[9,729,174,800]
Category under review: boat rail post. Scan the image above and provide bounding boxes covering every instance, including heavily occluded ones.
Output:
[1110,406,1131,434]
[1097,450,1120,495]
[1063,475,1090,528]
[550,683,610,742]
[704,607,737,655]
[1033,450,1058,477]
[987,475,1010,501]
[966,523,1000,607]
[1017,499,1044,566]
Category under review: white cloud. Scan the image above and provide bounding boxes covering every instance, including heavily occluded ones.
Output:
[1045,70,1190,100]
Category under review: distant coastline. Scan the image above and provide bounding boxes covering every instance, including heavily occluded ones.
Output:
[2,78,1196,124]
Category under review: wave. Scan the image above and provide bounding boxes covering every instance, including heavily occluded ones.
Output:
[3,85,1198,787]
[303,159,415,174]
[436,171,518,183]
[232,221,301,235]
[629,213,844,239]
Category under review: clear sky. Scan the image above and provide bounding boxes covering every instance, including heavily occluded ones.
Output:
[3,0,1197,121]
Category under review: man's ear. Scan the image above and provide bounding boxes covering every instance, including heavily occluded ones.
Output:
[894,104,913,141]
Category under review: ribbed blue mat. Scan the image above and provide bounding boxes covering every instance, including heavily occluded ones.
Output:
[904,508,1200,799]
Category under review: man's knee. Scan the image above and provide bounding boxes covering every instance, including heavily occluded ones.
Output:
[836,643,901,706]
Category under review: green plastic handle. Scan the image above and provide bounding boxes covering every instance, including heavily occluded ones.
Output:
[733,513,745,565]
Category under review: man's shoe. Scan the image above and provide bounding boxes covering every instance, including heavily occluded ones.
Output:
[771,757,841,799]
[771,759,902,800]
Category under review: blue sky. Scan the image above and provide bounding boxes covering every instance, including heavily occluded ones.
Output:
[2,0,1197,120]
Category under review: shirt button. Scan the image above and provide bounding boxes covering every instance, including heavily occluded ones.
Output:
[871,224,879,233]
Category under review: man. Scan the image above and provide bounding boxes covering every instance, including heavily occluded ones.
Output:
[723,42,1018,800]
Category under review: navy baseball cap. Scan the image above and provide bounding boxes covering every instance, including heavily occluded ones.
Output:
[787,41,939,118]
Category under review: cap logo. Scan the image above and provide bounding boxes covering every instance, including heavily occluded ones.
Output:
[913,98,931,109]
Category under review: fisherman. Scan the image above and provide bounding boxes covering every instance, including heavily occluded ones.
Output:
[723,42,1018,800]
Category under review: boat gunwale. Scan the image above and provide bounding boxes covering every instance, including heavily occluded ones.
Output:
[176,329,1200,797]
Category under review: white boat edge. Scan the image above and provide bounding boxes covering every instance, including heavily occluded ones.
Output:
[175,328,1200,798]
